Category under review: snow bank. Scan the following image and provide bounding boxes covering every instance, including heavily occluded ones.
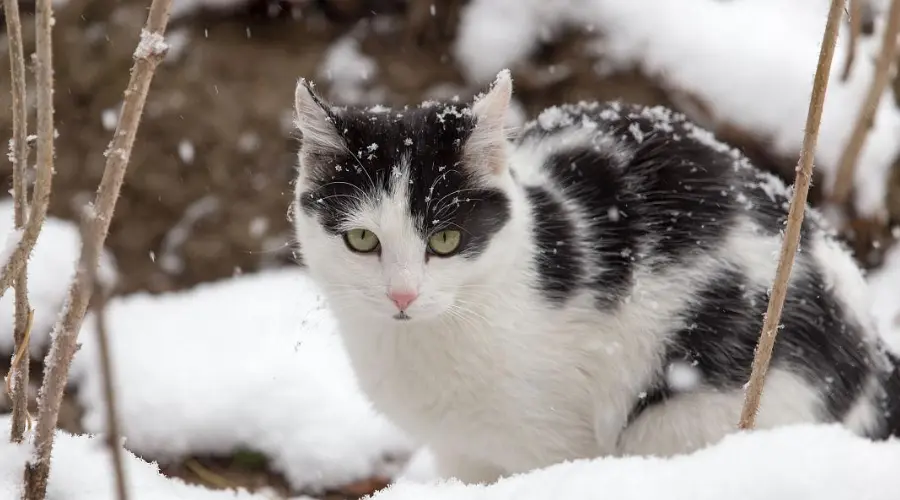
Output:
[455,0,900,218]
[0,415,266,500]
[0,199,118,357]
[70,269,415,493]
[375,425,900,500]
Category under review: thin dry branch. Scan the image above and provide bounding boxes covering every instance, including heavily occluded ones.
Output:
[21,0,174,497]
[0,0,56,305]
[842,0,864,81]
[89,220,128,500]
[738,0,844,430]
[3,0,34,444]
[831,0,900,207]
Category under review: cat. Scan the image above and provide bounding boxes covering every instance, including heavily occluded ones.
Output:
[290,69,900,484]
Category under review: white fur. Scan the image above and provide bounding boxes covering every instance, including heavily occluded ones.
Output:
[292,71,878,485]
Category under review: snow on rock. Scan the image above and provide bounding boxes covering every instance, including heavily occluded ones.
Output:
[0,199,118,357]
[375,425,900,500]
[0,415,266,500]
[455,0,900,218]
[70,268,415,493]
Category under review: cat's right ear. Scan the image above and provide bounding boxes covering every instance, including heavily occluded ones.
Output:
[293,78,344,153]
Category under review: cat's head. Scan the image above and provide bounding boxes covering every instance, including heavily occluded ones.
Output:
[292,70,518,323]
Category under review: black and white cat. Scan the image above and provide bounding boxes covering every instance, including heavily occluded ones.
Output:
[290,69,900,484]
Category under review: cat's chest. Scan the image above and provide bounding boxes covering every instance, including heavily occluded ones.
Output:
[337,313,628,470]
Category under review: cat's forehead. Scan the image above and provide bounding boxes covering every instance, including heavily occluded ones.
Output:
[332,101,477,151]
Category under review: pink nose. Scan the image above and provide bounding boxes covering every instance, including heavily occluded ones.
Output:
[388,290,418,311]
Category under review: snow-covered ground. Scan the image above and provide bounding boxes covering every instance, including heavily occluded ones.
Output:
[0,200,118,358]
[0,415,273,500]
[374,425,900,500]
[69,269,416,493]
[455,0,900,219]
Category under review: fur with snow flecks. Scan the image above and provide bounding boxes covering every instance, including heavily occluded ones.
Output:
[291,70,900,484]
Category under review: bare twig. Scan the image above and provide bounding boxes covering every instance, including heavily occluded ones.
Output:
[3,0,34,444]
[0,0,56,306]
[89,218,128,500]
[738,0,844,430]
[831,0,900,207]
[842,0,864,81]
[21,0,173,498]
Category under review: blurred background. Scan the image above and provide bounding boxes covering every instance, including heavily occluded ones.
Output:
[3,0,897,298]
[1,0,900,496]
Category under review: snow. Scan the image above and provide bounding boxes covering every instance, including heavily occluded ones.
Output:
[69,268,415,493]
[134,29,169,60]
[178,139,196,164]
[0,228,24,273]
[374,425,900,500]
[318,34,383,105]
[0,415,268,499]
[455,0,900,218]
[0,199,118,357]
[7,415,900,500]
[101,108,119,131]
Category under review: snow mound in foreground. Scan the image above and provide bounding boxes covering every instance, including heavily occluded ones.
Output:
[70,268,415,492]
[0,415,267,500]
[376,424,900,500]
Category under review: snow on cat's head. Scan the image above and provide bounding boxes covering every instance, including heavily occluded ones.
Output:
[292,70,517,322]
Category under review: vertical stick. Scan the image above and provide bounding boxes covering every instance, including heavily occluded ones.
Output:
[3,0,34,444]
[21,0,173,498]
[842,0,864,81]
[738,0,844,430]
[90,225,128,500]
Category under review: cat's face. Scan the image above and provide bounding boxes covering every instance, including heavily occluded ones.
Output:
[292,71,516,322]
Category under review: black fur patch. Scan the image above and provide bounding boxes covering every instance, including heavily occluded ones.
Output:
[542,147,636,305]
[627,266,871,425]
[526,186,583,304]
[298,102,510,258]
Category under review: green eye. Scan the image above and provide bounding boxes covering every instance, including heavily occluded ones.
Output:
[428,229,462,256]
[344,228,380,253]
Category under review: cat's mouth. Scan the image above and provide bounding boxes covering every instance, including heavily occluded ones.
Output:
[393,311,412,321]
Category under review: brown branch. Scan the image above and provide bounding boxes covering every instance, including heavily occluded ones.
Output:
[0,0,56,306]
[89,218,129,500]
[738,0,844,430]
[842,0,864,81]
[21,0,174,497]
[831,0,900,207]
[3,0,34,444]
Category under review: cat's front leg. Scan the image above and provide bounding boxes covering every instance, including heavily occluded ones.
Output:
[432,448,506,485]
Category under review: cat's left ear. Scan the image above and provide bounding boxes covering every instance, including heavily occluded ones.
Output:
[465,69,512,176]
[293,78,345,153]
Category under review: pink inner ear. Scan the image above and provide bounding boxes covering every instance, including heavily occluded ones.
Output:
[465,72,513,176]
[473,70,513,128]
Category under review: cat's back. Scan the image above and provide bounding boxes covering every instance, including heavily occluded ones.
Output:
[508,100,897,435]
